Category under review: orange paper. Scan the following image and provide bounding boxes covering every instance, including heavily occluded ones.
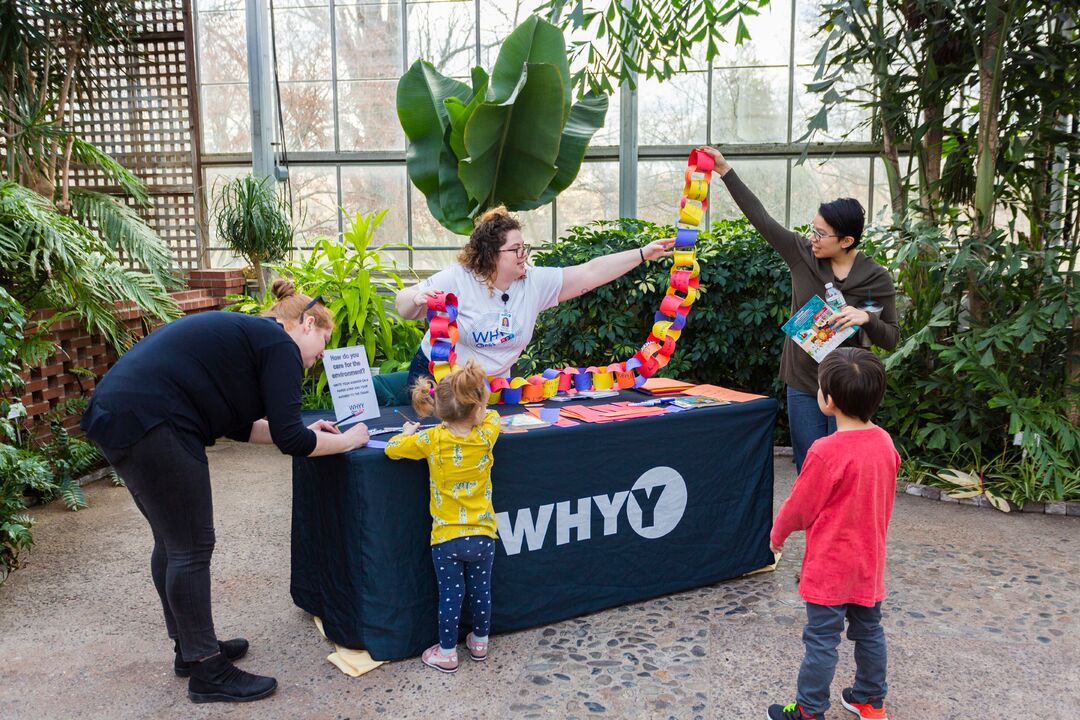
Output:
[683,384,766,403]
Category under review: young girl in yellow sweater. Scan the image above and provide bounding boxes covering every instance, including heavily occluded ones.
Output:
[384,361,500,673]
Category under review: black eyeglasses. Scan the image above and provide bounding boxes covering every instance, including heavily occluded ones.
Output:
[299,295,326,322]
[499,244,531,258]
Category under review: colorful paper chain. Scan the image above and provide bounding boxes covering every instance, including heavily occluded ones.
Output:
[426,149,714,404]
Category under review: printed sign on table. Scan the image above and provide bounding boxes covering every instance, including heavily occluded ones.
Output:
[322,346,381,426]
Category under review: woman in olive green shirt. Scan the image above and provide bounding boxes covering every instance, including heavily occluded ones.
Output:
[700,147,900,471]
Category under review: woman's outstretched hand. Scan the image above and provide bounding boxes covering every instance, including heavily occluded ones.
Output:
[696,146,731,176]
[641,237,675,261]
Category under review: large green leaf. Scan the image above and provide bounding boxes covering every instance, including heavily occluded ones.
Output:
[397,61,476,232]
[445,67,490,161]
[429,127,477,234]
[516,90,609,211]
[459,63,564,209]
[490,15,571,119]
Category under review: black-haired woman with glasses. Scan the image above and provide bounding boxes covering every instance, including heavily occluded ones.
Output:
[396,205,674,388]
[698,146,900,472]
[81,279,369,704]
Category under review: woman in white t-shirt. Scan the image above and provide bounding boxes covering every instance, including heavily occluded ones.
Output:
[396,206,674,386]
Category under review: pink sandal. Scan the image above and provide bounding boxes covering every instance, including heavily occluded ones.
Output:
[421,644,458,673]
[466,632,488,662]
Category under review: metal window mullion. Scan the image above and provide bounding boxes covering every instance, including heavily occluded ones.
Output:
[402,0,413,270]
[867,156,875,220]
[246,0,275,180]
[705,61,713,228]
[336,164,344,239]
[330,0,340,154]
[785,0,798,224]
[474,0,481,68]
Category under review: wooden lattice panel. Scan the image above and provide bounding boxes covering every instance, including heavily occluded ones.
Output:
[67,0,205,270]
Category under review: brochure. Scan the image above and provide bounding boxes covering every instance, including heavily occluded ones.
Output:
[780,295,856,363]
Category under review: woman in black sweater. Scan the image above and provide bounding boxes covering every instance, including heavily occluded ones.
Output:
[700,147,900,472]
[82,280,369,703]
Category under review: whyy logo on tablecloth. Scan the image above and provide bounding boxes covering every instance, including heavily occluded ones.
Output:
[495,467,687,556]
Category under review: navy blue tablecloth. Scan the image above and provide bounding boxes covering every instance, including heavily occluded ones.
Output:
[291,393,777,661]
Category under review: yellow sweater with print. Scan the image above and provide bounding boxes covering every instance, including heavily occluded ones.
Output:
[384,410,500,546]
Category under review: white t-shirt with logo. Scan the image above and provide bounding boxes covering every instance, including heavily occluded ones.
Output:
[418,264,564,377]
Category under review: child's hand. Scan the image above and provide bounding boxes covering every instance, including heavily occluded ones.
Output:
[770,541,783,555]
[401,421,421,436]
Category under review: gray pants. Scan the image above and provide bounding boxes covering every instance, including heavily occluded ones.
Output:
[797,602,888,715]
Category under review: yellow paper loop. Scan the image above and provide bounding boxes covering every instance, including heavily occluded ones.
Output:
[679,203,704,226]
[592,371,615,390]
[685,178,708,202]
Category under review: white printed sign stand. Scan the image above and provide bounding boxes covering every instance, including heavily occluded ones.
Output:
[322,346,381,427]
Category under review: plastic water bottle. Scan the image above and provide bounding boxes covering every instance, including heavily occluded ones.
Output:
[824,282,846,311]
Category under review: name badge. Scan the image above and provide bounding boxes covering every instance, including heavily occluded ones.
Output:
[498,311,513,336]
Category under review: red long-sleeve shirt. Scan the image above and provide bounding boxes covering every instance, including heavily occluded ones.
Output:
[771,426,900,607]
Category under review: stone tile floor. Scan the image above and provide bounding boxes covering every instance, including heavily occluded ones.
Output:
[1,441,1076,719]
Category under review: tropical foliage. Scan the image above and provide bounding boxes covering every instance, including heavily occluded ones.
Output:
[0,0,180,350]
[537,0,772,96]
[226,210,425,409]
[212,174,295,296]
[803,0,1080,502]
[397,15,608,234]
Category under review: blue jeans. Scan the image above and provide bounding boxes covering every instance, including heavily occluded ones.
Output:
[786,386,837,473]
[431,536,495,651]
[797,602,888,715]
[406,347,433,392]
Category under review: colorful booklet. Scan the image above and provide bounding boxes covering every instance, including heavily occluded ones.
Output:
[671,395,729,409]
[781,295,856,363]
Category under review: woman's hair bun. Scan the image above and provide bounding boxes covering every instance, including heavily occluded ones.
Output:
[473,205,511,228]
[271,278,296,300]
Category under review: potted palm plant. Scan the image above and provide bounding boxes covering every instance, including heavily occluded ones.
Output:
[212,175,295,296]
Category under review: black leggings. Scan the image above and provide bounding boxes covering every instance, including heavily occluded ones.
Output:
[101,423,219,662]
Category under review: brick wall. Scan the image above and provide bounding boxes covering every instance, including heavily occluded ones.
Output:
[15,269,246,443]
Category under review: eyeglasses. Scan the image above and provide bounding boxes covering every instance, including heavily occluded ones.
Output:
[499,244,531,258]
[299,294,325,322]
[807,225,842,241]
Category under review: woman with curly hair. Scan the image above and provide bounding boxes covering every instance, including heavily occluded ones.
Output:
[396,206,673,387]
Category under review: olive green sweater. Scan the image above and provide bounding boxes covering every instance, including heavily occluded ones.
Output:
[721,169,900,395]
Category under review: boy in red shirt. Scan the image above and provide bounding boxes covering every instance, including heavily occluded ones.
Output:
[767,348,899,720]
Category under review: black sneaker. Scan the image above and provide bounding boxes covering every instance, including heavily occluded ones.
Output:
[841,688,888,719]
[187,652,277,703]
[174,638,249,677]
[767,702,825,720]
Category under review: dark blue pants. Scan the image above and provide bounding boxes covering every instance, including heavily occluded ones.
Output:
[797,602,888,715]
[431,536,495,651]
[406,347,433,392]
[786,386,837,473]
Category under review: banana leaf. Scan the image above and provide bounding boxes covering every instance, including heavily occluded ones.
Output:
[489,15,571,119]
[459,63,564,208]
[516,90,608,211]
[397,61,474,232]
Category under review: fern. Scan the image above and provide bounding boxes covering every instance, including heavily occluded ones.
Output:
[58,476,88,511]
